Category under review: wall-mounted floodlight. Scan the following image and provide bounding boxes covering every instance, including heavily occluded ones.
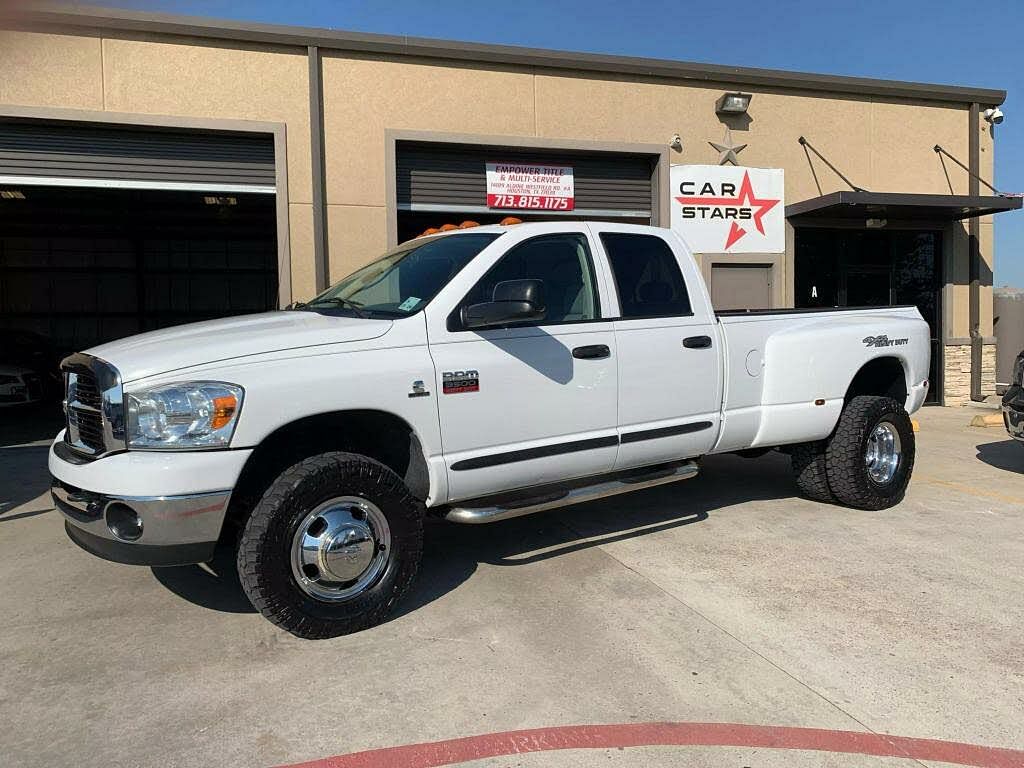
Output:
[715,92,752,115]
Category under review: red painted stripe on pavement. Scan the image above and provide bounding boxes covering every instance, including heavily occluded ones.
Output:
[277,722,1024,768]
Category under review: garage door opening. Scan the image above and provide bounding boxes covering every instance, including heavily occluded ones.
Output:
[395,141,659,243]
[0,186,277,443]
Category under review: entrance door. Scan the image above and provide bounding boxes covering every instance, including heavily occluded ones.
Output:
[843,266,893,306]
[710,263,772,310]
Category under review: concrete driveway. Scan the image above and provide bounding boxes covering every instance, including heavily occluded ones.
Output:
[1,407,1022,768]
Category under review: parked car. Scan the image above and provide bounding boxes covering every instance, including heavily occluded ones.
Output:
[0,364,44,406]
[1002,350,1024,444]
[0,329,63,403]
[49,221,931,638]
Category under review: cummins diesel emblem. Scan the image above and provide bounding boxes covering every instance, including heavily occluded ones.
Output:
[443,370,479,394]
[863,335,909,348]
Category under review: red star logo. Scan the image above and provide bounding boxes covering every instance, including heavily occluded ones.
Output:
[675,170,780,250]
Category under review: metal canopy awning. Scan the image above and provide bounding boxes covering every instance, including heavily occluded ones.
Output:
[786,191,1022,222]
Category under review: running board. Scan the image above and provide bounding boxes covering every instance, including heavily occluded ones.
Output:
[445,460,700,524]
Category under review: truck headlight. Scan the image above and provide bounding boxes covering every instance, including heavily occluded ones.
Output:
[126,382,243,449]
[1014,354,1024,386]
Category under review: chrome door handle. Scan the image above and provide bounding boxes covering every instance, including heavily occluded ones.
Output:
[572,344,611,360]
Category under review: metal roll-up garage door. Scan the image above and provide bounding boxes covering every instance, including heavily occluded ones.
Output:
[0,119,275,193]
[396,141,656,219]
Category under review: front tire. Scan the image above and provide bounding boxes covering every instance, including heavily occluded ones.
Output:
[826,395,915,510]
[237,452,423,639]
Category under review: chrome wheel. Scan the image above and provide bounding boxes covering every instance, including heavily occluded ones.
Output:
[290,496,391,602]
[865,421,902,485]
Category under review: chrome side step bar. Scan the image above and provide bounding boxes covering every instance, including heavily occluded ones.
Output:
[445,460,699,524]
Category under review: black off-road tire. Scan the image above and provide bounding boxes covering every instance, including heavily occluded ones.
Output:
[237,451,423,639]
[825,395,915,511]
[791,441,834,502]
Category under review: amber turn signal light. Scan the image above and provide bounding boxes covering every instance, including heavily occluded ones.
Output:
[211,395,238,430]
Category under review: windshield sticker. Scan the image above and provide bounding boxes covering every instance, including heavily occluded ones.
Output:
[398,297,421,312]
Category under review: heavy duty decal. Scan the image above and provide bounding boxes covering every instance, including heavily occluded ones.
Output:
[443,370,479,394]
[863,335,909,348]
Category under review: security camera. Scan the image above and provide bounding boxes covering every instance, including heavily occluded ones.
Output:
[983,107,1004,125]
[669,134,683,152]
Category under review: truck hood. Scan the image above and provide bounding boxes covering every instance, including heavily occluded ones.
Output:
[85,311,393,383]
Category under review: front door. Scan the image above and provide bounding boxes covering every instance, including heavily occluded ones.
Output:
[426,229,618,502]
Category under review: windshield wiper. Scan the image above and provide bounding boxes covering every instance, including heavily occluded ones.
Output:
[307,297,368,318]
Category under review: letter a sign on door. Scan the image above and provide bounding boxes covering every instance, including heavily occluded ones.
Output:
[671,165,785,253]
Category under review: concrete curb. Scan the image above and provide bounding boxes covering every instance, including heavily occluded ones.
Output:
[970,413,1005,428]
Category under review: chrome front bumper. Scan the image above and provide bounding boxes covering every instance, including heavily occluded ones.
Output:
[52,481,231,566]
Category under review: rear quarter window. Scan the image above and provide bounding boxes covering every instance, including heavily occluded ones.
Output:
[600,233,692,318]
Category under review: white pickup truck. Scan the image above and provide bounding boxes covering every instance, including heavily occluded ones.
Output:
[50,221,930,638]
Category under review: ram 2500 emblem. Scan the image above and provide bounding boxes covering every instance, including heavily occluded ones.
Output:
[443,370,479,394]
[863,334,909,348]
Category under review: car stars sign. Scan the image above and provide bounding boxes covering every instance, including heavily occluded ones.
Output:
[670,165,784,253]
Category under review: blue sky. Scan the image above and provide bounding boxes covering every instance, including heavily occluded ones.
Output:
[103,0,1024,288]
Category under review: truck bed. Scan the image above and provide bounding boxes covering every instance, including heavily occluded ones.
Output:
[711,304,931,454]
[716,304,918,318]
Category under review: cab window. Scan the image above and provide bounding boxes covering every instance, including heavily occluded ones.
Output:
[600,232,692,318]
[459,233,600,325]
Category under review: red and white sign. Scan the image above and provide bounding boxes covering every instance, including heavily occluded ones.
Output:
[670,165,784,253]
[485,162,574,211]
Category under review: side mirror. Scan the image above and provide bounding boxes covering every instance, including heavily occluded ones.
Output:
[461,279,546,330]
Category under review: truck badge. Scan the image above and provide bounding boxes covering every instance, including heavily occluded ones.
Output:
[408,380,430,398]
[863,335,909,348]
[443,370,479,394]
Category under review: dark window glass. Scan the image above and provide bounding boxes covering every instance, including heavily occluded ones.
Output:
[601,233,692,318]
[461,233,599,324]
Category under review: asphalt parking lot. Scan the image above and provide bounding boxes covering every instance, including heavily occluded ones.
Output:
[2,406,1022,768]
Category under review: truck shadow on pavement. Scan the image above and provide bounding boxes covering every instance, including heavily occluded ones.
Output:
[975,440,1023,473]
[0,444,54,523]
[150,452,799,619]
[395,451,796,620]
[151,545,257,613]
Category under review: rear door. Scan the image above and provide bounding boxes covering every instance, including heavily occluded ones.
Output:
[590,224,722,470]
[425,226,619,502]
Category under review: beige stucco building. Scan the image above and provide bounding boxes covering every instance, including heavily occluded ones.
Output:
[1,4,1018,405]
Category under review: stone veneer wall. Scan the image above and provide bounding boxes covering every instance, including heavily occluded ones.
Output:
[942,344,997,406]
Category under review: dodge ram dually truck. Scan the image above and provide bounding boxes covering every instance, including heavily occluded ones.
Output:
[50,221,930,638]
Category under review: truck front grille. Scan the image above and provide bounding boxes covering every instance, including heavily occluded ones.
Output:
[61,354,125,460]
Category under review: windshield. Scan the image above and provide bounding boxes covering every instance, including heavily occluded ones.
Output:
[297,232,502,318]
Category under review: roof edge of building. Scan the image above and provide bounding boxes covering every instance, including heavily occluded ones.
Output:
[6,2,1008,106]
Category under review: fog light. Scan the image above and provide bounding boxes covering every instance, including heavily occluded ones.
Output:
[106,503,143,541]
